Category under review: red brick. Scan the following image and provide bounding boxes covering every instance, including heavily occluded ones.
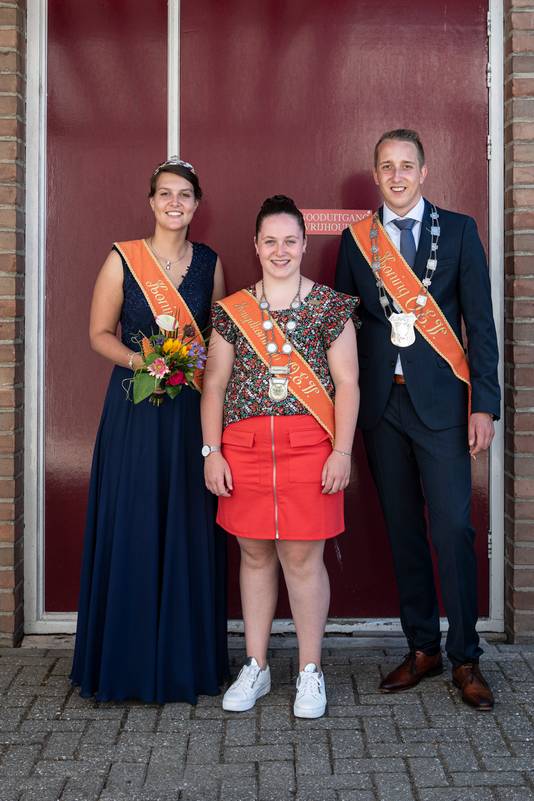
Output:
[507,433,534,453]
[505,256,534,277]
[507,210,534,229]
[511,30,534,51]
[512,569,534,588]
[509,53,534,71]
[506,496,534,520]
[510,186,534,207]
[508,142,534,162]
[511,11,534,29]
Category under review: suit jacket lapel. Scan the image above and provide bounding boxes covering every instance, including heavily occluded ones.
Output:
[414,199,432,278]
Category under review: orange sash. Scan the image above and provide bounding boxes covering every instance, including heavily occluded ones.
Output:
[218,289,335,441]
[115,239,205,391]
[350,216,471,398]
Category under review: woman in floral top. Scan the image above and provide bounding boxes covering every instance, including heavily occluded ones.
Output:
[201,195,359,719]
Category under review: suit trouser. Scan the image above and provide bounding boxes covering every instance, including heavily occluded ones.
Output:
[362,384,482,666]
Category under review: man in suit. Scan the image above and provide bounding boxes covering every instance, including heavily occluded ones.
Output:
[335,129,500,710]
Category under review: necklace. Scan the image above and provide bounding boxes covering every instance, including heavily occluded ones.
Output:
[148,238,190,271]
[259,278,302,402]
[370,206,440,348]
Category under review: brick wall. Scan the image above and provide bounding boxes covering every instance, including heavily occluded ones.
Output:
[0,0,25,646]
[504,0,534,641]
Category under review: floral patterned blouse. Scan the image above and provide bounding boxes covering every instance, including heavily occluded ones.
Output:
[212,283,360,428]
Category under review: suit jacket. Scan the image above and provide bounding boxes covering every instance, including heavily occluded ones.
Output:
[335,199,500,431]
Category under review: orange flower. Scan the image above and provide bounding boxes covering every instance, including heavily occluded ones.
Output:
[141,337,155,357]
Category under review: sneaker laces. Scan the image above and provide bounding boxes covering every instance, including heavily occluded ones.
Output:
[297,670,323,699]
[233,661,262,691]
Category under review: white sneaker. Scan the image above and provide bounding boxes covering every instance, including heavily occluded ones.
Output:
[293,663,326,719]
[222,657,271,712]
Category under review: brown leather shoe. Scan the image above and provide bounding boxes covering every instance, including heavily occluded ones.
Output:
[452,663,494,711]
[379,650,443,693]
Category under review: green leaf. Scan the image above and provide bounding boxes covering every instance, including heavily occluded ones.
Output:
[133,372,156,404]
[166,385,182,399]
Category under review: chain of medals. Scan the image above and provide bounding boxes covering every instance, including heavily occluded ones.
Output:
[370,205,440,348]
[259,277,302,402]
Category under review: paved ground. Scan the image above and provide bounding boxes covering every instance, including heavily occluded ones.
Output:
[1,634,534,801]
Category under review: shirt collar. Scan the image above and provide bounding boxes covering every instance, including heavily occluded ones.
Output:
[383,196,425,227]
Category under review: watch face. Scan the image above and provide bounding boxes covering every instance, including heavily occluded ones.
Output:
[201,445,211,457]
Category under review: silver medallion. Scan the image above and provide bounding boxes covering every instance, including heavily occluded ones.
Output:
[269,376,288,401]
[390,312,416,348]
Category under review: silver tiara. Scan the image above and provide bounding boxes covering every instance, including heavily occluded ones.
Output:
[152,156,196,176]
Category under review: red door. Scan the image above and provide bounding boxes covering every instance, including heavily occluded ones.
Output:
[179,0,491,618]
[44,0,490,618]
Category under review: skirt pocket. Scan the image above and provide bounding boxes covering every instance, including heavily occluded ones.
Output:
[288,427,331,484]
[221,426,260,485]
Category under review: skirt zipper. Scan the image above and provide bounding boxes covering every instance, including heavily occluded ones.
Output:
[270,415,280,539]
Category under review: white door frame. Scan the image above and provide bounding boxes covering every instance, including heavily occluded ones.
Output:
[24,0,505,634]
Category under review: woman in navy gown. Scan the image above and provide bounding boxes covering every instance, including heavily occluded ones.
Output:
[70,157,229,703]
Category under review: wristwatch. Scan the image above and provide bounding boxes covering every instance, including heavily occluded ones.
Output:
[201,444,221,458]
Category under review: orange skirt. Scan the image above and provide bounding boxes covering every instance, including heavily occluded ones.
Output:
[216,415,345,540]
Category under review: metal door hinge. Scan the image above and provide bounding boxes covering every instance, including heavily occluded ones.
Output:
[487,134,492,160]
[486,62,492,88]
[487,10,491,37]
[488,528,493,559]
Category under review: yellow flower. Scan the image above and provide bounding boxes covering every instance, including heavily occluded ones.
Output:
[162,338,182,355]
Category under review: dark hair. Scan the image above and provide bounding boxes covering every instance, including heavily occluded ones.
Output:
[374,129,425,168]
[255,195,306,239]
[149,161,203,200]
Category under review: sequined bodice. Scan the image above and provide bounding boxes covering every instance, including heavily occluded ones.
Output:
[116,241,217,347]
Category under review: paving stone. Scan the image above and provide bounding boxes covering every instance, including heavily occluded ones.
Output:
[297,772,372,792]
[368,742,437,758]
[123,707,159,732]
[225,717,257,746]
[494,790,534,801]
[42,731,83,759]
[452,770,526,786]
[143,745,185,792]
[258,760,296,800]
[224,743,293,763]
[83,718,122,745]
[61,774,107,800]
[0,743,42,778]
[260,705,292,731]
[330,729,366,758]
[18,780,66,801]
[374,770,415,801]
[438,742,479,771]
[337,792,377,801]
[295,730,330,775]
[418,791,495,801]
[219,775,258,801]
[186,729,223,764]
[105,760,147,792]
[363,717,399,743]
[333,757,404,774]
[408,756,448,787]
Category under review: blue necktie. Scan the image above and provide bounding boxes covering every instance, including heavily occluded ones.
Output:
[393,218,417,267]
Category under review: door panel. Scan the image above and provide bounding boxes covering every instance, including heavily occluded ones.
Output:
[180,0,490,617]
[45,1,167,610]
[44,0,490,618]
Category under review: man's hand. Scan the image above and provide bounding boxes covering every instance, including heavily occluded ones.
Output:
[468,412,495,458]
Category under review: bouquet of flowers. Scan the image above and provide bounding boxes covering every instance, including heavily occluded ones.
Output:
[131,314,207,405]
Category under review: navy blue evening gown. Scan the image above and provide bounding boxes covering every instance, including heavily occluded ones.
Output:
[71,242,228,703]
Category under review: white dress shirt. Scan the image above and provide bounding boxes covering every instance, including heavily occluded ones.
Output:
[382,196,426,375]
